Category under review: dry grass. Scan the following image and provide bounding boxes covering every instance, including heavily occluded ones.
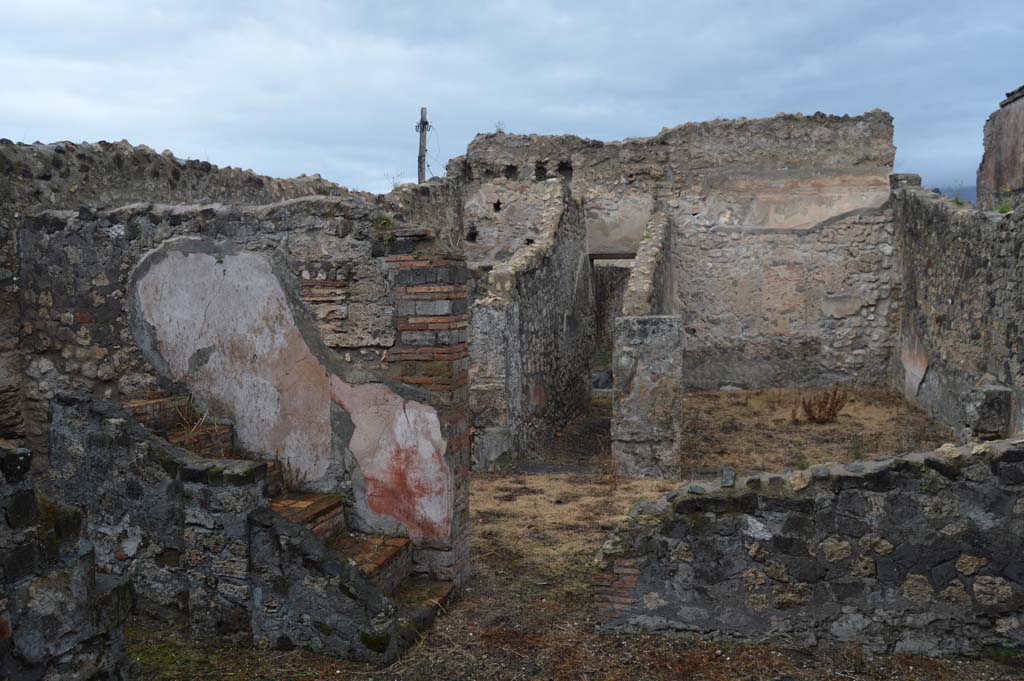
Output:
[471,472,675,581]
[172,394,209,445]
[679,387,954,474]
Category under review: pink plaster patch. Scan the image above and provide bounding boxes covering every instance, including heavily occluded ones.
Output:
[135,245,452,541]
[330,377,452,541]
[900,319,928,402]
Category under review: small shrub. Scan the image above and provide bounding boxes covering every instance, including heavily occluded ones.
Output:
[605,453,619,493]
[790,451,809,469]
[276,454,308,493]
[980,645,1023,667]
[372,213,394,231]
[996,199,1013,214]
[801,384,849,424]
[848,435,866,460]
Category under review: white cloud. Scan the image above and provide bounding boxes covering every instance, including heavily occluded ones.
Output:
[0,0,1021,192]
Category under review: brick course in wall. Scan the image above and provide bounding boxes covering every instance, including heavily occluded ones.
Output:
[594,558,641,623]
[384,253,472,580]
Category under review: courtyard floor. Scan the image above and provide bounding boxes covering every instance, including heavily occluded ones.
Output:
[677,386,955,473]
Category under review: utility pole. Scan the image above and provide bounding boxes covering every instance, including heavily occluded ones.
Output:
[416,107,430,183]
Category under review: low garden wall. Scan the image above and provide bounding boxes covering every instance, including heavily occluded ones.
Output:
[596,440,1024,655]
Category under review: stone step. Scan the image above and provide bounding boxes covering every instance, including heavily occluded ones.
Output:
[393,577,456,636]
[165,423,235,459]
[270,493,346,538]
[394,577,456,610]
[93,573,133,631]
[327,532,412,595]
[124,394,284,495]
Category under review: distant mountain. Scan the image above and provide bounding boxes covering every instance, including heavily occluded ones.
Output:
[934,185,977,205]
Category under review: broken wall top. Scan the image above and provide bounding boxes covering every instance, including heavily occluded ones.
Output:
[0,139,364,218]
[977,84,1024,211]
[450,110,895,254]
[454,110,895,176]
[0,137,465,254]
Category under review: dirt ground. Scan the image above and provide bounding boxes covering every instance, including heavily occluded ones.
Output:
[127,469,1022,680]
[503,384,953,477]
[679,387,956,473]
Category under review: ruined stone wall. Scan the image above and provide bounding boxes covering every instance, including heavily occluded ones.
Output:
[16,198,396,465]
[597,441,1024,655]
[676,207,899,388]
[14,186,470,577]
[612,316,685,478]
[454,113,897,390]
[0,139,356,211]
[978,85,1024,211]
[468,302,522,468]
[48,395,267,635]
[0,139,363,446]
[0,224,18,441]
[620,212,673,317]
[612,211,686,478]
[469,182,595,466]
[460,178,562,267]
[1,441,131,680]
[452,112,894,256]
[893,182,1024,440]
[592,263,630,353]
[47,395,421,663]
[511,193,594,448]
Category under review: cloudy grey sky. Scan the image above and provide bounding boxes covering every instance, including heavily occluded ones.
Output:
[2,1,1020,193]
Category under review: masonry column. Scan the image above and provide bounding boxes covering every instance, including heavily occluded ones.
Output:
[385,251,471,582]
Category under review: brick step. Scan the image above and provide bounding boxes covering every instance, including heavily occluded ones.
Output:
[326,532,412,595]
[165,423,235,459]
[270,493,347,538]
[123,393,196,434]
